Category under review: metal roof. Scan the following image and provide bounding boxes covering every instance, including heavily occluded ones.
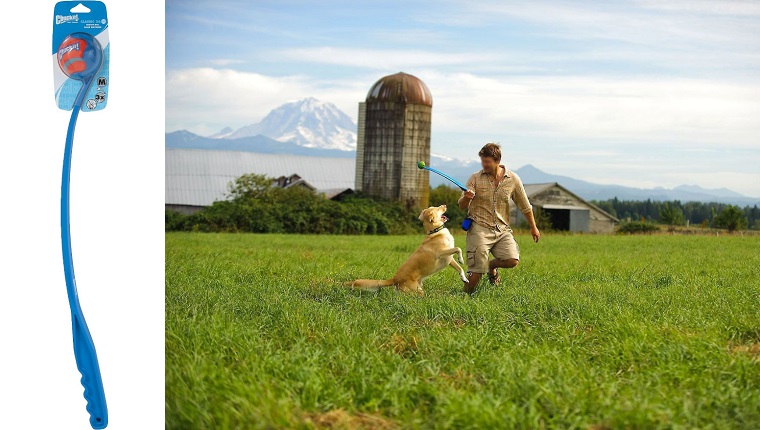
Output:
[166,149,355,206]
[521,182,619,222]
[523,183,557,196]
[320,188,355,200]
[366,72,433,107]
[542,204,589,211]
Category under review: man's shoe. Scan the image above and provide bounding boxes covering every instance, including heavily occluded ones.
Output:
[487,269,501,286]
[463,282,476,295]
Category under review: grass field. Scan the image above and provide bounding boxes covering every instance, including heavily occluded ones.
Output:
[165,232,760,429]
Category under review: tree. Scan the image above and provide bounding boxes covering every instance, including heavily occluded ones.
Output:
[429,184,467,227]
[658,202,683,232]
[713,205,748,232]
[227,173,274,200]
[747,205,760,229]
[594,200,617,218]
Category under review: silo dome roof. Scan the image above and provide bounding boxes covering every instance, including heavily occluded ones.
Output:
[366,72,433,107]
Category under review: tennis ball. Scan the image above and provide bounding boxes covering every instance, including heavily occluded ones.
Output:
[417,161,426,169]
[58,35,88,76]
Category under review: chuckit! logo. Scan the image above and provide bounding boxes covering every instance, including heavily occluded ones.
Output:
[58,42,80,60]
[56,14,79,24]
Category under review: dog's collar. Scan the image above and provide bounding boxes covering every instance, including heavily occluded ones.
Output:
[428,225,445,235]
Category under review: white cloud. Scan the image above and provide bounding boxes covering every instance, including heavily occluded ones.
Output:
[166,65,760,155]
[458,0,760,47]
[421,0,760,78]
[166,68,307,135]
[271,46,496,70]
[419,71,760,148]
[420,71,760,196]
[635,0,760,17]
[207,59,245,67]
[165,67,369,135]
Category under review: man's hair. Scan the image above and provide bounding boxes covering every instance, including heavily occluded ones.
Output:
[478,142,501,161]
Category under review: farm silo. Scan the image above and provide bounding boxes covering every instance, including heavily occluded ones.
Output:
[354,72,432,209]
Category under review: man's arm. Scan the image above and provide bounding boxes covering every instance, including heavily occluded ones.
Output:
[512,175,541,243]
[523,209,541,243]
[458,175,477,210]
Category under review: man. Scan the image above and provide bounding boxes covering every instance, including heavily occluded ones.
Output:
[458,143,540,294]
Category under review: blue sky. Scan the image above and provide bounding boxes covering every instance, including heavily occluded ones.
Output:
[166,0,760,197]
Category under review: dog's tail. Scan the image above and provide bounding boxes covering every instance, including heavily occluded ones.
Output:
[345,278,395,292]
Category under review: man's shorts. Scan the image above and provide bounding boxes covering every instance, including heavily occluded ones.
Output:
[466,221,520,274]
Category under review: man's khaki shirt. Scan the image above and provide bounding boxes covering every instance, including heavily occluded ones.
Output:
[463,166,533,230]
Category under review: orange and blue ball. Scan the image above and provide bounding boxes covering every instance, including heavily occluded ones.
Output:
[57,33,102,78]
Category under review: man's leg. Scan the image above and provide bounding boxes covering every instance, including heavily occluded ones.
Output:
[465,250,494,293]
[488,229,521,285]
[487,258,518,285]
[464,271,482,294]
[464,224,492,294]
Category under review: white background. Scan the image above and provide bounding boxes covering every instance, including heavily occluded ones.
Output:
[1,1,165,428]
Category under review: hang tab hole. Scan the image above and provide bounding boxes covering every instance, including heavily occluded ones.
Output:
[70,3,91,13]
[96,418,102,422]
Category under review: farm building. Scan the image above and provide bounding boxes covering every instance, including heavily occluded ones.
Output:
[274,174,316,192]
[165,148,354,214]
[510,182,619,233]
[355,72,433,210]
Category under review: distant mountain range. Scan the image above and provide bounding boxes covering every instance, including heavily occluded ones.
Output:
[166,129,354,159]
[209,97,356,151]
[513,164,759,206]
[166,98,759,207]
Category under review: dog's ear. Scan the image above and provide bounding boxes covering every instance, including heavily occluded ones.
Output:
[430,207,440,222]
[418,210,426,221]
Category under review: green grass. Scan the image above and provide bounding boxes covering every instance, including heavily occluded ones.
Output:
[165,233,760,429]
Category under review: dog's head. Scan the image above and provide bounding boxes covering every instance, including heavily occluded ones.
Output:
[418,205,448,229]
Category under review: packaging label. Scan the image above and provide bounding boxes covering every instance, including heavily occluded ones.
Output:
[53,2,109,111]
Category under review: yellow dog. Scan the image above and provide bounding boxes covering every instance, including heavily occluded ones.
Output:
[347,205,468,295]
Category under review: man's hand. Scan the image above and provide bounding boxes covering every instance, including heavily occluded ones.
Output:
[531,226,541,243]
[458,189,476,210]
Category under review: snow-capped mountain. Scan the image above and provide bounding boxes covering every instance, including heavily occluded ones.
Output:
[209,126,235,139]
[221,98,357,151]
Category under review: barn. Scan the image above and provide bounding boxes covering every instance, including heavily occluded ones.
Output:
[165,148,355,214]
[510,182,618,233]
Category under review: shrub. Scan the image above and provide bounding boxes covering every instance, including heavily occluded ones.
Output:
[429,184,467,227]
[617,221,660,234]
[713,205,748,232]
[165,210,189,232]
[658,202,683,232]
[164,174,431,235]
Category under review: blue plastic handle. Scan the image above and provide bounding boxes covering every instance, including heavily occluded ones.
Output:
[61,59,108,429]
[423,165,469,191]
